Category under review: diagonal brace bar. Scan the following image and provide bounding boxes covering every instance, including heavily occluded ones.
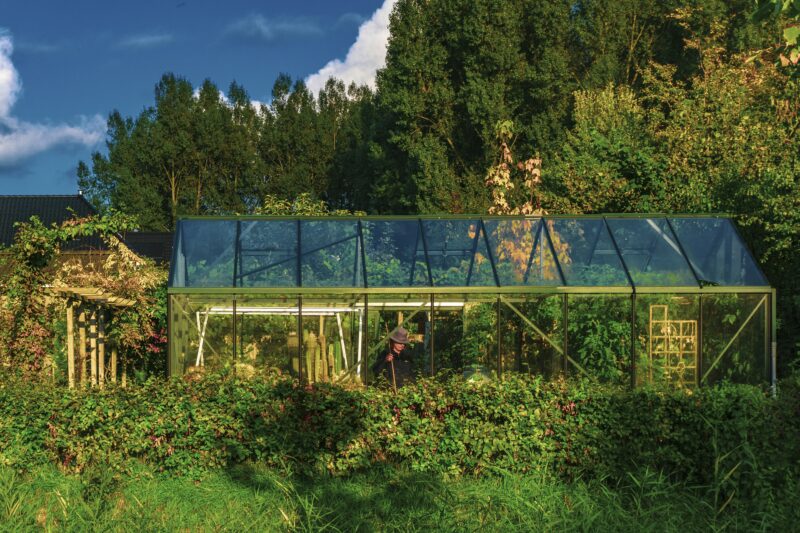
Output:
[702,295,767,383]
[499,296,590,377]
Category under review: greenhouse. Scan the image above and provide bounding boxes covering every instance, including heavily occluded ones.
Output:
[167,215,776,388]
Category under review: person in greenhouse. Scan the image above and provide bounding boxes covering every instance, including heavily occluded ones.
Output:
[372,327,413,388]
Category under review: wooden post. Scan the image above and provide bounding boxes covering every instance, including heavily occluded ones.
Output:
[98,310,106,389]
[66,300,75,389]
[319,316,328,382]
[111,345,118,384]
[78,307,87,385]
[90,308,98,386]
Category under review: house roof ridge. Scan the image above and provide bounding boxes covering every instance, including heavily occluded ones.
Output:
[0,194,84,198]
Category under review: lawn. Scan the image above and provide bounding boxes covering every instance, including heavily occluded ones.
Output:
[0,462,791,532]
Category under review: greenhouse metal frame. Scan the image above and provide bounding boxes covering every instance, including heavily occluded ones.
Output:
[167,215,776,388]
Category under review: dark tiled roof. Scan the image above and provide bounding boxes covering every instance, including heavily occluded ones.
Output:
[122,231,174,264]
[0,195,104,250]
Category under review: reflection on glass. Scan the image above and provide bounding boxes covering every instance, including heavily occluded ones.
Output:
[547,219,628,286]
[179,220,237,287]
[301,221,362,287]
[606,218,697,287]
[238,220,297,288]
[362,220,429,287]
[484,219,561,286]
[422,220,496,286]
[669,218,767,286]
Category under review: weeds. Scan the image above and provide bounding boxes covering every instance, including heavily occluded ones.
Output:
[0,461,795,532]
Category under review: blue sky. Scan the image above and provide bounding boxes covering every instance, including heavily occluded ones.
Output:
[0,0,393,195]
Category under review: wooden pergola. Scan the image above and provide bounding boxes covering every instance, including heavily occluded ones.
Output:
[52,287,135,388]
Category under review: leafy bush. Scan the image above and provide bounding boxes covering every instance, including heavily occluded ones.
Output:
[0,371,797,516]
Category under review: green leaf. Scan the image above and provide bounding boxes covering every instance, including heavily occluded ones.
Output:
[784,25,800,46]
[752,0,781,22]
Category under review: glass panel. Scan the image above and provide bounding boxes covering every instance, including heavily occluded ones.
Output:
[459,297,499,379]
[606,218,697,287]
[180,220,237,287]
[429,293,497,376]
[366,294,431,386]
[300,221,363,287]
[422,220,496,287]
[300,294,365,384]
[669,218,767,286]
[169,295,234,375]
[701,293,768,385]
[484,218,559,286]
[238,220,298,288]
[567,295,631,384]
[362,220,430,287]
[233,296,299,378]
[169,225,186,287]
[547,219,629,286]
[499,295,564,378]
[635,294,699,387]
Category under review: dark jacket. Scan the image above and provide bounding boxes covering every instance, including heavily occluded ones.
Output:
[372,349,413,387]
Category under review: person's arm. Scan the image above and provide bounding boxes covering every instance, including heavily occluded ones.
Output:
[371,352,388,375]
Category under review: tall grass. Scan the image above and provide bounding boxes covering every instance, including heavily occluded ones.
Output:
[0,462,795,532]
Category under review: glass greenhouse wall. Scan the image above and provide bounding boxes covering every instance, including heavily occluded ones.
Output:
[168,215,776,388]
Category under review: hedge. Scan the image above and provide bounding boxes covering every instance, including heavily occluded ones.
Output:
[1,371,798,512]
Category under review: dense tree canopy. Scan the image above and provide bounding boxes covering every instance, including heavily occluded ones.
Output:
[78,74,374,230]
[77,0,798,369]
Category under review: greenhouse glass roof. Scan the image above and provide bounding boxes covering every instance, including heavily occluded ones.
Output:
[168,216,770,292]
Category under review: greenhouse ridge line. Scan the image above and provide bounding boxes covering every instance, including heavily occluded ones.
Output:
[176,213,735,221]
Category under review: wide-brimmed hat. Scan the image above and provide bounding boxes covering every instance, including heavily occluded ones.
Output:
[389,327,410,344]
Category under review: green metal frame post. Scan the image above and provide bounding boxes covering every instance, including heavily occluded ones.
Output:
[562,294,569,374]
[771,289,777,395]
[363,294,369,385]
[297,296,303,383]
[232,298,237,371]
[430,293,435,376]
[630,293,637,388]
[167,295,173,377]
[698,295,704,385]
[497,297,502,378]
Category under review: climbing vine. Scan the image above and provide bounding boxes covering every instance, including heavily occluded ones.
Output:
[0,212,166,378]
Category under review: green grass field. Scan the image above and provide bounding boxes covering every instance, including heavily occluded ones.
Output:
[1,462,791,532]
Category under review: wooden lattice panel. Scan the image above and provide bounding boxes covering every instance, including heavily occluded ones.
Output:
[649,304,698,387]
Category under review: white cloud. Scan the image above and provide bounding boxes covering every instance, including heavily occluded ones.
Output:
[0,116,106,165]
[0,32,22,118]
[0,32,105,167]
[305,0,396,94]
[225,15,322,42]
[117,33,174,49]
